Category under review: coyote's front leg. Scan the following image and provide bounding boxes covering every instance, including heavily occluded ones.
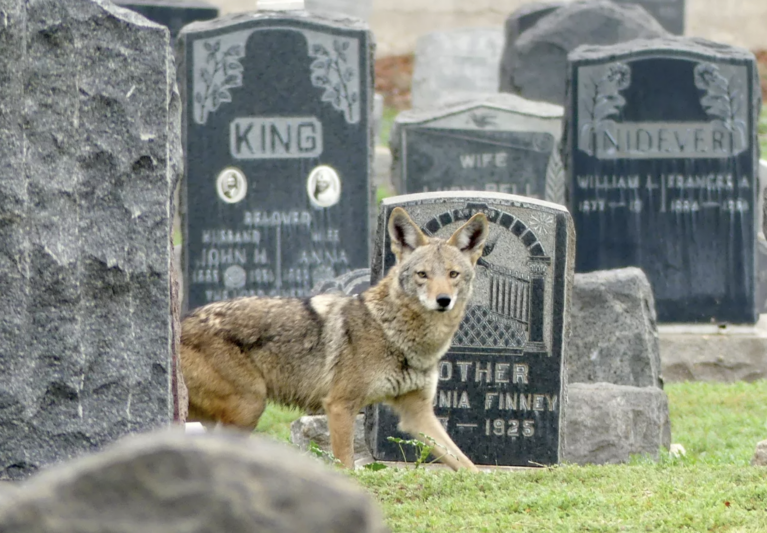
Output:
[391,390,478,472]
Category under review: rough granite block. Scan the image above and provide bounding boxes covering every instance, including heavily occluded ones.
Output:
[0,0,180,480]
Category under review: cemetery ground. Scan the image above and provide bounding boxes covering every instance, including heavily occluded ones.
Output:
[257,381,767,532]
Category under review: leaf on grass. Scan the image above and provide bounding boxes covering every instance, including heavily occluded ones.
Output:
[364,462,388,471]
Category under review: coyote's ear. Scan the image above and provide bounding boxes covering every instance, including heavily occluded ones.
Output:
[388,207,428,262]
[447,213,489,265]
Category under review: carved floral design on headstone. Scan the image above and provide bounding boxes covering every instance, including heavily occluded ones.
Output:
[694,63,747,151]
[193,28,360,125]
[578,62,631,156]
[309,39,359,123]
[195,40,245,123]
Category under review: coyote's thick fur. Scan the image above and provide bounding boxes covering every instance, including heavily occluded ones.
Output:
[180,207,489,471]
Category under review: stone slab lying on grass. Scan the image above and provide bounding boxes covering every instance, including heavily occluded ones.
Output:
[752,439,767,466]
[291,415,373,466]
[569,268,662,388]
[660,318,767,383]
[563,382,671,465]
[0,430,389,533]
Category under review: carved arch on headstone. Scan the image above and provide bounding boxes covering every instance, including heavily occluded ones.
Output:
[419,202,551,353]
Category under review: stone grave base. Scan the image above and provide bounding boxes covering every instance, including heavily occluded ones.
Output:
[290,415,374,466]
[660,315,767,383]
[563,383,671,465]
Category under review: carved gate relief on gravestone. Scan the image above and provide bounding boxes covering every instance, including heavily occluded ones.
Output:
[568,40,759,324]
[179,14,372,310]
[366,193,574,466]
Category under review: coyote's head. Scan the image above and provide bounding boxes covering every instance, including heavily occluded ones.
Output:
[388,207,489,313]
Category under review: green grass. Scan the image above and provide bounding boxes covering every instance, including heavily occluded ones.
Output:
[666,381,767,466]
[256,381,767,532]
[254,404,302,443]
[353,464,767,532]
[759,107,767,157]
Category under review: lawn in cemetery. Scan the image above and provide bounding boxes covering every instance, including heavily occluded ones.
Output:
[258,380,767,532]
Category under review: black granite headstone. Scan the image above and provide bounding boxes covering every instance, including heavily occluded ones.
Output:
[390,94,566,205]
[178,12,373,310]
[612,0,685,35]
[565,38,761,324]
[114,0,218,40]
[365,192,574,467]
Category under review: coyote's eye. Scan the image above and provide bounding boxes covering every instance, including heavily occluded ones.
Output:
[449,271,460,279]
[416,271,427,279]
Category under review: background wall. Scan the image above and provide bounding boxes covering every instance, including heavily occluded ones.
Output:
[207,0,767,57]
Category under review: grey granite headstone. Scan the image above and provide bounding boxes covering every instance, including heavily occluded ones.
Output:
[0,0,179,479]
[411,28,504,110]
[177,11,374,310]
[565,37,761,324]
[390,94,566,204]
[501,0,667,105]
[113,0,218,40]
[612,0,685,35]
[499,2,564,91]
[365,191,575,467]
[305,0,372,22]
[569,268,662,388]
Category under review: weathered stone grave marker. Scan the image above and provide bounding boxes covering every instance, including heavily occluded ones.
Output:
[612,0,685,35]
[114,0,218,40]
[0,0,179,479]
[411,28,504,109]
[390,94,566,205]
[365,192,574,467]
[499,2,564,90]
[500,0,667,106]
[178,9,374,310]
[565,37,761,323]
[305,0,372,21]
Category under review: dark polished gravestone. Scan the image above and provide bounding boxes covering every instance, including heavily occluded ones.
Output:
[565,38,762,324]
[390,94,566,205]
[612,0,685,35]
[114,0,218,40]
[365,192,575,467]
[177,11,374,310]
[0,0,180,479]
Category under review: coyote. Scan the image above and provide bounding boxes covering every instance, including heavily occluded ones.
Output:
[180,207,488,471]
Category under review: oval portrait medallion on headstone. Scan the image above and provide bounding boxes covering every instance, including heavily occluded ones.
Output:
[216,167,248,204]
[306,165,341,208]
